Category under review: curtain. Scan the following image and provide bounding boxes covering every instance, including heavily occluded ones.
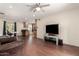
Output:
[14,22,17,32]
[14,22,17,36]
[3,21,6,35]
[3,21,17,36]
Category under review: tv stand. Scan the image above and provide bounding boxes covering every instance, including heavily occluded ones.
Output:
[44,34,59,46]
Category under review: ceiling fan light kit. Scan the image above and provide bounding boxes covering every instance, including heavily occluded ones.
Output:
[26,3,50,12]
[35,7,41,11]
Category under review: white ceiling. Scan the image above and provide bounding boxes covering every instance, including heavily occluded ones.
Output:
[0,3,79,22]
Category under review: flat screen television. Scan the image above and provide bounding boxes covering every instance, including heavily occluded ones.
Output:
[46,24,59,34]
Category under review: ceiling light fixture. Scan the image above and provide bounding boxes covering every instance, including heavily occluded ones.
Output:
[35,7,41,11]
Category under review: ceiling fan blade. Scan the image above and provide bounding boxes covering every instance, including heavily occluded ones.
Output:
[36,3,40,6]
[39,4,50,7]
[26,3,36,7]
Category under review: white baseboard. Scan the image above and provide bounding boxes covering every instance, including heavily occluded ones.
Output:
[63,42,79,47]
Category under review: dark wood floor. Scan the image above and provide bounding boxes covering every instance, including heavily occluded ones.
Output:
[0,36,79,56]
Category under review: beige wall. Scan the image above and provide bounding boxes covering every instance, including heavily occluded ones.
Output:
[17,22,23,36]
[37,8,79,47]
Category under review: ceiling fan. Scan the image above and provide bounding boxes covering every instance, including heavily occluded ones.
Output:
[26,3,50,12]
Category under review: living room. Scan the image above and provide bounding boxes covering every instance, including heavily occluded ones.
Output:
[0,3,79,56]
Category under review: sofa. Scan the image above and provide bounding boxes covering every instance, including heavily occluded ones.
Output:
[0,36,16,45]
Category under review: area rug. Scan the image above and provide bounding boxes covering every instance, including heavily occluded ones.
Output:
[0,41,23,51]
